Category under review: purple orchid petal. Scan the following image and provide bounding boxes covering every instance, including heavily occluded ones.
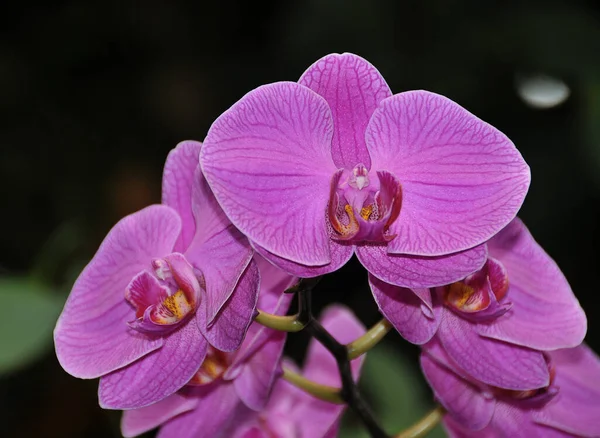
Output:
[356,243,487,288]
[260,412,301,438]
[298,52,392,170]
[444,410,563,438]
[222,406,261,438]
[227,258,294,374]
[264,380,338,438]
[370,275,440,344]
[493,404,567,438]
[121,393,198,438]
[54,205,181,378]
[420,352,495,430]
[197,260,259,352]
[443,415,497,438]
[372,170,403,239]
[186,166,254,324]
[533,345,600,437]
[157,382,243,438]
[164,253,202,305]
[296,398,345,438]
[534,379,600,437]
[201,81,338,266]
[413,287,437,318]
[125,270,169,318]
[231,425,262,438]
[426,339,583,437]
[233,329,287,411]
[269,357,305,402]
[224,325,264,383]
[252,238,354,277]
[366,90,530,256]
[486,257,509,300]
[478,218,586,350]
[228,321,288,378]
[253,254,296,314]
[550,344,600,392]
[161,140,202,252]
[188,163,234,250]
[438,310,549,390]
[304,305,366,385]
[98,321,208,409]
[422,336,469,378]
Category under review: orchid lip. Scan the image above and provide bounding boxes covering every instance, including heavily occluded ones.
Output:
[125,253,203,335]
[328,166,402,243]
[442,258,511,322]
[127,292,195,335]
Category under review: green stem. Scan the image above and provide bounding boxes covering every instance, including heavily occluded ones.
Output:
[254,310,306,332]
[394,406,444,438]
[282,367,344,404]
[347,318,393,360]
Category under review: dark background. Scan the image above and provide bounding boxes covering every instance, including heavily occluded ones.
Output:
[1,1,599,437]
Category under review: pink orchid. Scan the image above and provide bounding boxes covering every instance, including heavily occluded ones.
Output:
[200,52,530,289]
[123,304,364,438]
[373,218,586,391]
[54,140,260,409]
[421,340,600,437]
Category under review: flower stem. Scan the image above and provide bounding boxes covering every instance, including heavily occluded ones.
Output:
[347,318,393,360]
[282,367,344,404]
[284,276,323,296]
[258,277,390,438]
[394,406,444,438]
[306,317,389,438]
[254,310,305,332]
[253,277,322,332]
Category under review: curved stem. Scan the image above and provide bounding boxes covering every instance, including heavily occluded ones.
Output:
[308,319,389,438]
[254,310,305,332]
[259,279,389,437]
[254,277,320,332]
[282,367,344,404]
[394,406,444,438]
[347,318,393,360]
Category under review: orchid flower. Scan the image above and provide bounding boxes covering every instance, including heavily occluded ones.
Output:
[200,52,530,289]
[54,141,260,409]
[373,218,586,391]
[421,340,600,437]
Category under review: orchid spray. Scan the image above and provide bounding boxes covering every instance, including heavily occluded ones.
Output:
[55,53,596,438]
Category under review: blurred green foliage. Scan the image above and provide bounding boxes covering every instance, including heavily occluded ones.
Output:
[0,278,62,375]
[341,342,446,438]
[0,221,83,375]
